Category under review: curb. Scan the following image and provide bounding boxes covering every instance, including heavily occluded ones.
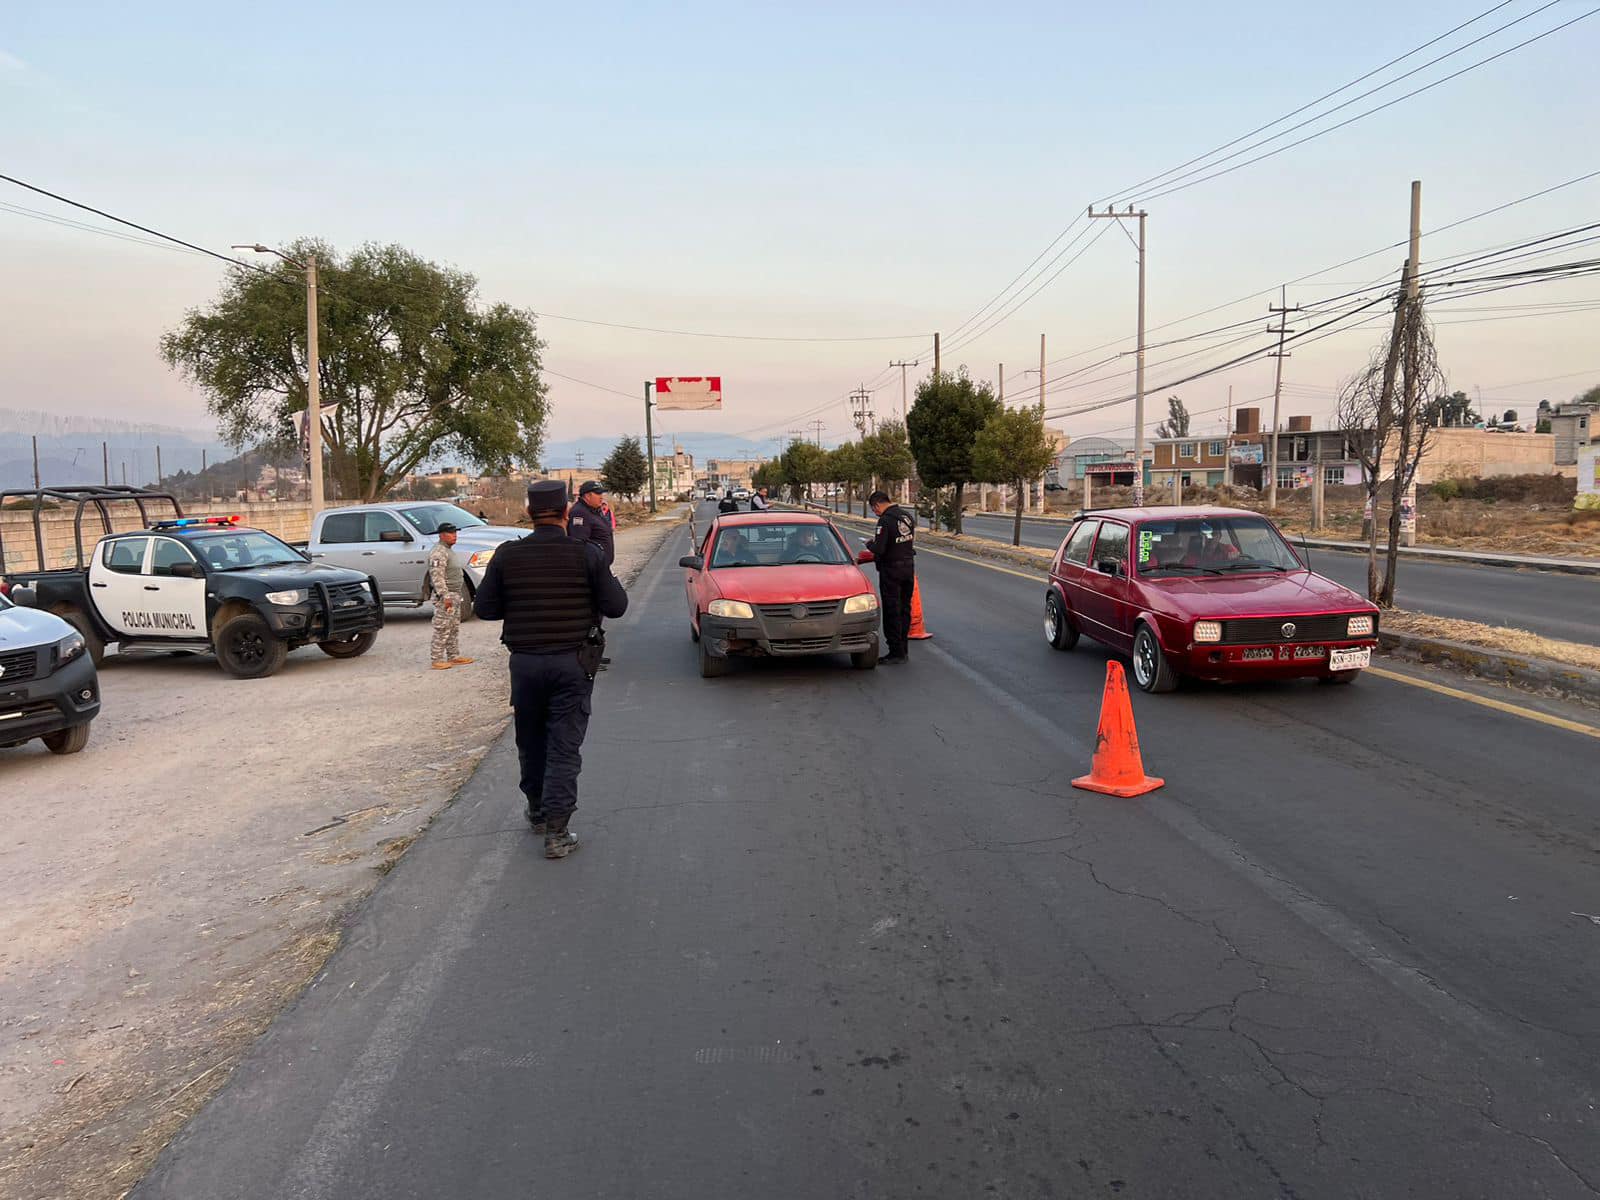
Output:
[1377,630,1600,704]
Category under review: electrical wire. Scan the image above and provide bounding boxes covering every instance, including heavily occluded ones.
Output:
[531,311,931,343]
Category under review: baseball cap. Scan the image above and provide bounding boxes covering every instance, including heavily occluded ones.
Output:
[436,522,459,534]
[578,480,607,497]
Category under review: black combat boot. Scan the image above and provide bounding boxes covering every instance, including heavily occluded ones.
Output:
[544,815,579,860]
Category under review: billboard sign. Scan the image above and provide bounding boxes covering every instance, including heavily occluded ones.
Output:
[1227,442,1264,465]
[654,377,723,411]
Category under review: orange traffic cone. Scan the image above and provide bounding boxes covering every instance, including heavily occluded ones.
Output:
[1071,661,1164,797]
[908,579,932,640]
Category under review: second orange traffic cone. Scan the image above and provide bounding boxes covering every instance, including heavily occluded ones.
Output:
[1071,661,1164,797]
[908,579,931,640]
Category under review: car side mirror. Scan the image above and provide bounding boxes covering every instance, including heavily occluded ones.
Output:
[679,555,703,571]
[168,562,199,578]
[378,529,412,543]
[1097,559,1121,576]
[857,548,875,563]
[9,584,37,607]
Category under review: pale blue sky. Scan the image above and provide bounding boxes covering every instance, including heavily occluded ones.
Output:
[3,1,1596,453]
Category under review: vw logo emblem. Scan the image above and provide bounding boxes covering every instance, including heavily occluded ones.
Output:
[1281,621,1297,639]
[790,604,808,620]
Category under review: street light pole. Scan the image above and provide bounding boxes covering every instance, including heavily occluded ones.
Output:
[1087,206,1149,504]
[644,380,658,513]
[234,244,324,513]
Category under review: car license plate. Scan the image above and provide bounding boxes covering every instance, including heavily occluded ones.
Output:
[1293,645,1327,659]
[1329,647,1371,671]
[1241,647,1274,661]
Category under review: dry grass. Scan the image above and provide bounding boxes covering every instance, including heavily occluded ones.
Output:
[1382,609,1600,672]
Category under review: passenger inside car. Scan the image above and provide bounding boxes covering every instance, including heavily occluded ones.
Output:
[712,531,751,566]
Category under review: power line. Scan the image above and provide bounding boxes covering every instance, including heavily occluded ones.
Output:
[532,311,929,343]
[542,369,644,401]
[0,200,211,257]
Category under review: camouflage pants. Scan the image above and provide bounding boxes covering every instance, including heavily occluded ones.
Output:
[431,592,461,663]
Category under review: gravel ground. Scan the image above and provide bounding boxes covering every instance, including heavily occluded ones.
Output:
[0,514,684,1200]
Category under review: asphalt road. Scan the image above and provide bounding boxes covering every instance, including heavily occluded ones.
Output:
[136,507,1600,1199]
[956,510,1600,646]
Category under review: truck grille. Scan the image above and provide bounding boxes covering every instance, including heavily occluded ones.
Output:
[323,581,379,636]
[0,649,39,683]
[757,600,842,621]
[1218,613,1373,645]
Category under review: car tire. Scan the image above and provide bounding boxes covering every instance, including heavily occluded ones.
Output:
[42,722,91,755]
[698,632,727,679]
[851,644,879,670]
[52,606,106,667]
[1320,669,1360,685]
[1131,623,1178,694]
[215,612,290,679]
[460,580,477,622]
[1045,592,1078,651]
[318,630,378,659]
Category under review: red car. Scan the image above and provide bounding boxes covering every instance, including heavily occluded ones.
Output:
[1045,506,1380,693]
[679,512,882,678]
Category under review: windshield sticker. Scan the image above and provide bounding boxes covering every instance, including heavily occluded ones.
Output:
[1138,530,1155,562]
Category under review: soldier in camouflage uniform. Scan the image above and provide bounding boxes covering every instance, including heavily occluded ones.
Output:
[428,523,475,670]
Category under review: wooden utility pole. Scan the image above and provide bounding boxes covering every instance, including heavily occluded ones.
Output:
[888,359,918,422]
[156,444,163,489]
[102,442,109,485]
[1266,285,1301,511]
[1035,332,1047,511]
[933,332,940,380]
[997,364,1004,403]
[1088,206,1148,503]
[31,435,40,488]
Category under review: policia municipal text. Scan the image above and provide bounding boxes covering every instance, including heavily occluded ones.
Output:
[474,480,628,859]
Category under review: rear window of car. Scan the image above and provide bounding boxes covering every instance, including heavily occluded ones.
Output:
[1062,520,1099,565]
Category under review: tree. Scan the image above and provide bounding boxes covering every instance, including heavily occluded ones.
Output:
[1501,409,1519,426]
[1574,384,1600,408]
[860,419,915,513]
[751,459,786,494]
[1154,395,1191,439]
[1424,390,1475,428]
[972,403,1057,546]
[906,369,1001,533]
[825,442,868,513]
[161,239,548,501]
[780,439,828,503]
[600,436,649,500]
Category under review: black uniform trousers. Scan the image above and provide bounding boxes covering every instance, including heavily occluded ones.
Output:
[877,565,914,658]
[509,649,594,821]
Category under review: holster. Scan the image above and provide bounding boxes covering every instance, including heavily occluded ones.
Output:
[576,625,606,680]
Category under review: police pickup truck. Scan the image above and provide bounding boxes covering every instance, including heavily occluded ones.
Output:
[0,486,384,680]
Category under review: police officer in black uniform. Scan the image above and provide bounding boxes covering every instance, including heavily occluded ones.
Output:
[474,480,628,859]
[566,480,615,566]
[862,489,916,665]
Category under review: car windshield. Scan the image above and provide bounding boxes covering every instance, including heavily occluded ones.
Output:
[190,531,306,570]
[398,504,487,535]
[712,522,851,567]
[1135,516,1303,576]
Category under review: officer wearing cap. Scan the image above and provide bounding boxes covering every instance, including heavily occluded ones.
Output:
[567,480,616,566]
[474,480,628,859]
[427,522,474,670]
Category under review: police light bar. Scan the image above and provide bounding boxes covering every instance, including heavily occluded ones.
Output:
[150,515,241,530]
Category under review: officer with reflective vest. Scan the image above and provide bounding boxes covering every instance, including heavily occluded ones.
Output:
[474,480,628,859]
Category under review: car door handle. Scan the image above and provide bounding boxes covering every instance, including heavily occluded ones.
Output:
[361,551,377,556]
[143,585,161,591]
[92,582,108,588]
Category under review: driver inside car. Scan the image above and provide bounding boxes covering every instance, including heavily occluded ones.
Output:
[785,527,827,562]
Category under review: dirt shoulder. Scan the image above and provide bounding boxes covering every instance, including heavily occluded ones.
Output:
[0,513,685,1200]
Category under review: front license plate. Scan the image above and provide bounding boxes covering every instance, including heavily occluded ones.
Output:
[1329,647,1371,671]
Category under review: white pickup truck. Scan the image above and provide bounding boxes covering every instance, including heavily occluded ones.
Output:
[305,501,529,609]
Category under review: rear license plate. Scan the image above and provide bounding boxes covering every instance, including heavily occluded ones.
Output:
[1329,647,1371,671]
[1293,645,1327,659]
[1240,647,1274,661]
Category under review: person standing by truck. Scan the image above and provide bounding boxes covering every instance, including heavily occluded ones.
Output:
[428,523,474,670]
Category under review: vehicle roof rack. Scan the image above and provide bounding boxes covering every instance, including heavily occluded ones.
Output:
[0,486,185,575]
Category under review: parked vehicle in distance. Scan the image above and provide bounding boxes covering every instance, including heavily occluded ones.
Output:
[732,487,752,502]
[305,502,527,609]
[1,486,384,680]
[1044,506,1380,693]
[0,580,99,754]
[679,513,881,677]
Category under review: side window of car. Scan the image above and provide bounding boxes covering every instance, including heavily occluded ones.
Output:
[320,513,364,544]
[365,512,405,542]
[149,538,197,577]
[103,537,149,575]
[1063,520,1099,566]
[1092,523,1130,573]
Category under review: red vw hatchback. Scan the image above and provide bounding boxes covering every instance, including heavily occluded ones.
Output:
[680,512,882,677]
[1045,507,1380,692]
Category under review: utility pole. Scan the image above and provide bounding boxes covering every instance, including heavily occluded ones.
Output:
[1266,285,1301,511]
[810,419,826,447]
[888,359,918,423]
[103,442,109,486]
[31,435,40,488]
[1402,179,1423,548]
[305,254,324,513]
[1035,332,1047,511]
[1088,206,1148,504]
[644,381,657,513]
[933,332,940,381]
[156,444,163,489]
[849,387,874,437]
[997,364,1004,404]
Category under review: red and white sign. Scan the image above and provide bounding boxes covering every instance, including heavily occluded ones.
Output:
[654,376,722,411]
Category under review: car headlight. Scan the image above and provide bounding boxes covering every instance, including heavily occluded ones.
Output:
[708,599,754,619]
[1347,614,1374,637]
[265,589,309,606]
[1193,620,1222,643]
[842,593,878,614]
[55,631,87,665]
[468,550,496,568]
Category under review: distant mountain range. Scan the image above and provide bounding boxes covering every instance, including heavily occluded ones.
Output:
[0,410,233,491]
[541,431,780,470]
